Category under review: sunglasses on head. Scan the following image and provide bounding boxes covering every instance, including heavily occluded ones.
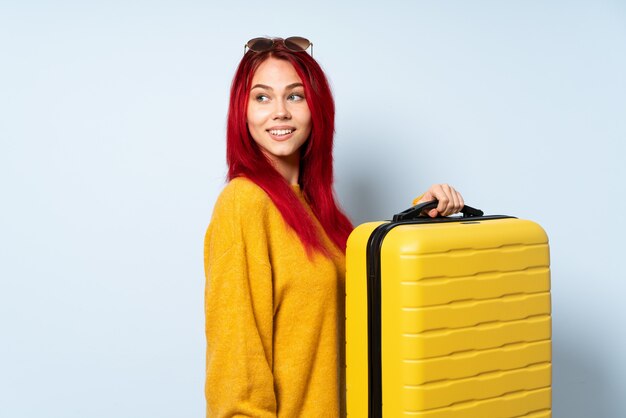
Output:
[244,36,313,57]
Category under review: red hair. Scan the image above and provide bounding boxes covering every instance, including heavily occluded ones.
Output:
[226,39,353,254]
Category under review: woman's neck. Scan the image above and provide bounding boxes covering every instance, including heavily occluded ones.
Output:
[267,152,300,185]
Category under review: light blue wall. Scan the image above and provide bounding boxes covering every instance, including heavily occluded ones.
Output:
[1,1,624,417]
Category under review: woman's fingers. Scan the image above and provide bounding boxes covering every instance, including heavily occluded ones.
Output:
[435,184,449,216]
[458,190,465,213]
[448,185,464,216]
[450,187,461,216]
[426,184,464,217]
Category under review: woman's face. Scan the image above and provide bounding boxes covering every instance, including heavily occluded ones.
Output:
[246,58,312,167]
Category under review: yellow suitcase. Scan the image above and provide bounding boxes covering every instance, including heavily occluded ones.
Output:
[345,201,551,417]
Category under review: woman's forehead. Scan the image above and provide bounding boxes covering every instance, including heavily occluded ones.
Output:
[251,58,303,87]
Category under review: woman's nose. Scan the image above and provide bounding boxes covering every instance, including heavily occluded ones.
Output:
[273,100,291,119]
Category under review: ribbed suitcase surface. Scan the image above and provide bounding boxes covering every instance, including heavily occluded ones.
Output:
[346,213,551,418]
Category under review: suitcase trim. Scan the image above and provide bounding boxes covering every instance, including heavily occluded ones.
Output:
[365,215,514,418]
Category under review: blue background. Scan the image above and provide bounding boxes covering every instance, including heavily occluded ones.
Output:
[1,1,625,417]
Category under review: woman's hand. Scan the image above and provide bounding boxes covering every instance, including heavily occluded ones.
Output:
[415,184,465,218]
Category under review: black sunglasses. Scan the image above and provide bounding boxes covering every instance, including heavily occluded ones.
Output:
[244,36,313,57]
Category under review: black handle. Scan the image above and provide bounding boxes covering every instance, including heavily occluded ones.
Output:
[392,200,484,222]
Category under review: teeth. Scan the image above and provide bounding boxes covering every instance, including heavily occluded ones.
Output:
[269,129,293,136]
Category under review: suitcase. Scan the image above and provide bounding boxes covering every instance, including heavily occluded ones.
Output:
[345,201,551,418]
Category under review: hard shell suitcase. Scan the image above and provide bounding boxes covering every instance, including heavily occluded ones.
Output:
[345,201,551,418]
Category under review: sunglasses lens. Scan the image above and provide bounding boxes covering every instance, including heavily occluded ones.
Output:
[247,37,274,52]
[284,36,311,51]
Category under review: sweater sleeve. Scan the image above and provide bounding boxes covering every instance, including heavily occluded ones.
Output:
[204,184,276,418]
[412,194,425,206]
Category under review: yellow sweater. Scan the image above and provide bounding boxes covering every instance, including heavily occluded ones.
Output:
[204,177,346,417]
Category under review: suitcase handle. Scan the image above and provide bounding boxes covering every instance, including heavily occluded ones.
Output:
[392,200,484,221]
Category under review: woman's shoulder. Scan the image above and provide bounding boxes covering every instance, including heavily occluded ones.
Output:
[218,177,269,202]
[212,177,271,215]
[207,177,274,245]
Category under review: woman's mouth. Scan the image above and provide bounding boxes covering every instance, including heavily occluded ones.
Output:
[267,128,295,140]
[268,129,294,136]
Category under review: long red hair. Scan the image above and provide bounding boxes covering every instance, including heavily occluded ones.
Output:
[226,39,353,254]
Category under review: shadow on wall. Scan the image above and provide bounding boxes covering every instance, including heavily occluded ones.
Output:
[553,333,615,418]
[340,175,388,225]
[337,133,426,226]
[338,154,390,224]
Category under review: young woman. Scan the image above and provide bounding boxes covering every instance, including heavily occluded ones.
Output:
[204,37,464,418]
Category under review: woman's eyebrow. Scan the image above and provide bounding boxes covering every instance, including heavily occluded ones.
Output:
[251,82,304,91]
[251,83,272,91]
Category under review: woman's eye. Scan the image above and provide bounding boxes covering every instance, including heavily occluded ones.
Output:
[255,94,269,102]
[288,93,304,101]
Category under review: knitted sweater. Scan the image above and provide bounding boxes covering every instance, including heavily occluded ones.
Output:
[204,177,346,417]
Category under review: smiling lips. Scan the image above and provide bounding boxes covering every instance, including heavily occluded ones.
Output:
[268,128,294,136]
[267,128,295,140]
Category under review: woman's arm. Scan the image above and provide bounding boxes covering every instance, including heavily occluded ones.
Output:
[204,186,276,418]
